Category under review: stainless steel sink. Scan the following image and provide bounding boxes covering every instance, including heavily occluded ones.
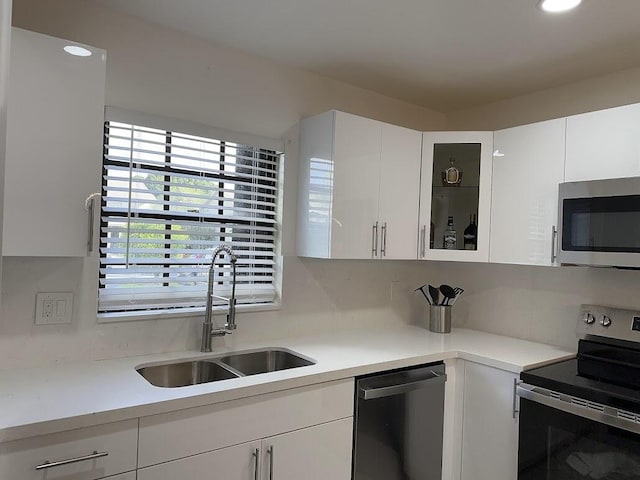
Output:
[137,348,315,387]
[218,349,315,376]
[137,360,239,388]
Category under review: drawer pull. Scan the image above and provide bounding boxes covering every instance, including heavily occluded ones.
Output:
[35,450,109,470]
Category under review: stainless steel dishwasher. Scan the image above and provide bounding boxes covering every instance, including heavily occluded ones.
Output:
[353,363,446,480]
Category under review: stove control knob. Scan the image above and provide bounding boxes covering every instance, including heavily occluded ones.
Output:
[583,312,596,324]
[600,315,612,327]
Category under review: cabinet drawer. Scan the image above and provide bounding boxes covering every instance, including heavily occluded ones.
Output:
[139,378,354,467]
[0,419,138,480]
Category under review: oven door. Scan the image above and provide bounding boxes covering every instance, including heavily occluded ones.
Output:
[517,385,640,479]
[558,177,640,268]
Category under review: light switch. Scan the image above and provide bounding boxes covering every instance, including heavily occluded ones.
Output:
[35,292,73,325]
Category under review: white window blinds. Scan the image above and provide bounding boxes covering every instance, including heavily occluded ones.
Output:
[99,120,281,314]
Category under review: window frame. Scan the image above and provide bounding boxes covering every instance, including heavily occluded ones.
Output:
[97,108,284,322]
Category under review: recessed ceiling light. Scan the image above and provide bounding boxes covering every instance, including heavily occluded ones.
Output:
[538,0,582,13]
[63,45,92,57]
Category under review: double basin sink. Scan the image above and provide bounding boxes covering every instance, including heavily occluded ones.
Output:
[137,348,315,388]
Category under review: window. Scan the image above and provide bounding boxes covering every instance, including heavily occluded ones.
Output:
[99,118,281,316]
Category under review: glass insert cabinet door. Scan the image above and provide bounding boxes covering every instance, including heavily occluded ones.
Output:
[418,131,493,262]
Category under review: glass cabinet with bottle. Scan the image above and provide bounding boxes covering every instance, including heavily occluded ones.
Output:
[418,131,493,262]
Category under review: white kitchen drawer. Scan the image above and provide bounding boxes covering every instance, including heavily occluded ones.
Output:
[138,378,354,467]
[0,419,138,480]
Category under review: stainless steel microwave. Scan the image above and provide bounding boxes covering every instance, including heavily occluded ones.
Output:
[558,177,640,268]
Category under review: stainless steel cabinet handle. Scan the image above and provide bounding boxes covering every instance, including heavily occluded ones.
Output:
[372,221,379,257]
[381,222,387,256]
[551,225,558,264]
[35,450,109,470]
[252,448,259,480]
[84,192,101,255]
[420,225,426,258]
[512,378,521,419]
[267,445,274,480]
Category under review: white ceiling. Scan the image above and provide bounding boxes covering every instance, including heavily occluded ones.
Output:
[96,0,640,112]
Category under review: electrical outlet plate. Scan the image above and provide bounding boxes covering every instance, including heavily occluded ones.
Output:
[35,292,73,325]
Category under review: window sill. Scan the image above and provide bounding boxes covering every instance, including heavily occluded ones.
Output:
[97,302,282,324]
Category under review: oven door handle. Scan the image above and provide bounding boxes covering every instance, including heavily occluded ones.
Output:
[517,384,640,435]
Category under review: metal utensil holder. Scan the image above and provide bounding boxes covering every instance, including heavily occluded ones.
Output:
[429,306,451,333]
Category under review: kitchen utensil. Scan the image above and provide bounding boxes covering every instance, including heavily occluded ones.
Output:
[414,285,431,305]
[451,287,465,305]
[439,284,456,306]
[429,285,440,306]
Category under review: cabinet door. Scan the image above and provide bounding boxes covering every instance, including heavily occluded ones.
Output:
[0,420,138,480]
[378,123,422,260]
[461,362,518,480]
[490,119,566,266]
[565,103,640,182]
[331,111,382,259]
[3,28,106,256]
[262,417,353,480]
[137,441,261,480]
[419,131,493,262]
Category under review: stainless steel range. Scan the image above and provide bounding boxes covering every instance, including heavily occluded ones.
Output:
[517,305,640,479]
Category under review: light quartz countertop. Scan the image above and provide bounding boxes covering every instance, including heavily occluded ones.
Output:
[0,326,574,443]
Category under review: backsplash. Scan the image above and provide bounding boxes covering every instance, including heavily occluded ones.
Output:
[2,252,640,368]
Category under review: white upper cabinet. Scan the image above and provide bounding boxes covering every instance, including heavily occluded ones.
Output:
[297,110,421,260]
[418,131,493,262]
[565,103,640,182]
[378,122,422,259]
[490,118,566,266]
[3,28,106,256]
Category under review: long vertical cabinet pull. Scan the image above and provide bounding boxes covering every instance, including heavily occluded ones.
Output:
[84,192,101,255]
[551,225,558,265]
[420,225,426,258]
[253,448,260,480]
[267,446,274,480]
[372,221,379,257]
[381,222,387,256]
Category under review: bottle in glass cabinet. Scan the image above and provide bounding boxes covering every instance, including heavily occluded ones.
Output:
[443,216,457,249]
[463,214,477,250]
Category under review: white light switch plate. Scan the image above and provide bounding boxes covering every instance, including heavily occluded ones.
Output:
[35,292,73,325]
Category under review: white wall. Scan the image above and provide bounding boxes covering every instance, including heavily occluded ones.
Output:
[1,0,445,368]
[0,0,11,309]
[6,0,640,369]
[446,66,640,131]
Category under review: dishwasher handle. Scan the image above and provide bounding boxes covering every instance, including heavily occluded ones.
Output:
[358,368,446,400]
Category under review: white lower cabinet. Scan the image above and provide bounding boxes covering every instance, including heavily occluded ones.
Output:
[138,418,353,480]
[138,379,354,479]
[460,361,518,480]
[0,419,138,480]
[138,440,262,480]
[262,417,353,480]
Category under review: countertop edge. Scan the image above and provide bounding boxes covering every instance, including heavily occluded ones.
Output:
[0,328,576,444]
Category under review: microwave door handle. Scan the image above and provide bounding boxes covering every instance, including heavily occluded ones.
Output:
[551,225,558,265]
